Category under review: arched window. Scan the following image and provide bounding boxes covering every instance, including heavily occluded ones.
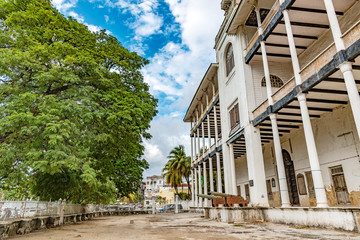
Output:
[225,44,235,76]
[261,75,284,88]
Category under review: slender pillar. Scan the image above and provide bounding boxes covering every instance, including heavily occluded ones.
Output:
[229,144,238,195]
[201,122,206,156]
[209,157,214,193]
[198,165,203,207]
[207,115,211,149]
[194,168,198,207]
[194,133,197,160]
[203,161,208,206]
[282,7,328,207]
[323,0,360,141]
[197,129,201,160]
[255,8,290,207]
[216,152,222,193]
[214,106,219,146]
[191,133,195,207]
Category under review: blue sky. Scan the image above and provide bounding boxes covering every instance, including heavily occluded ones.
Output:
[52,0,223,178]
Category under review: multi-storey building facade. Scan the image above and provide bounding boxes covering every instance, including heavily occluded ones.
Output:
[185,0,360,213]
[145,175,166,197]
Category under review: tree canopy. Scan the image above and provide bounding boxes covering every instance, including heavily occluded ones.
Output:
[0,0,157,203]
[162,145,191,195]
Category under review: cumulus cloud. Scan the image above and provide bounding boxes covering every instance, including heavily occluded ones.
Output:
[142,0,223,177]
[104,15,110,23]
[143,114,191,177]
[68,11,84,22]
[52,0,78,13]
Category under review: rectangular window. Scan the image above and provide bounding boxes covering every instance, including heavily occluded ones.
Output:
[229,103,240,130]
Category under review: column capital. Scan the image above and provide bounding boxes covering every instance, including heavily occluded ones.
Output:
[339,62,353,73]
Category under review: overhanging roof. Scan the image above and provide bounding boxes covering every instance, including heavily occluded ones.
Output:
[183,63,219,122]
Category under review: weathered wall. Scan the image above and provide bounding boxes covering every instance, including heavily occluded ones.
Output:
[249,60,294,110]
[205,207,360,233]
[261,104,360,207]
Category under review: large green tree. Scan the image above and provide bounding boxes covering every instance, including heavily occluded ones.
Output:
[0,0,157,203]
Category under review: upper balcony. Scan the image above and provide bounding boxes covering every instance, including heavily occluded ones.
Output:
[184,64,223,165]
[226,0,360,145]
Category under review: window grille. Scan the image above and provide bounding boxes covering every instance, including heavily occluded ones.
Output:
[229,103,240,130]
[226,44,235,76]
[261,75,284,88]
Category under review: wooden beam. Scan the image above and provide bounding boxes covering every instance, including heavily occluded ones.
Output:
[260,123,299,129]
[277,112,320,118]
[254,52,291,58]
[289,7,343,16]
[311,88,350,95]
[306,98,348,105]
[260,128,290,133]
[279,21,329,29]
[324,77,360,84]
[265,42,307,50]
[271,32,318,40]
[283,105,333,112]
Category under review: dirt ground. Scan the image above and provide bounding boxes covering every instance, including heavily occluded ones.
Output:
[10,212,360,240]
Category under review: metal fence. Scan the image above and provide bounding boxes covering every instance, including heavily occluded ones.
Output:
[0,201,114,221]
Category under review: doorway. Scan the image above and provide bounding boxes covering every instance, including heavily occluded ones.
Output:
[282,150,299,205]
[331,166,351,205]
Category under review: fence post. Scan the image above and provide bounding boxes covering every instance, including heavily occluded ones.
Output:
[152,198,156,214]
[58,199,64,225]
[175,195,179,214]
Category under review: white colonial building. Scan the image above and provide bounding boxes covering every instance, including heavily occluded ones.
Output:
[184,0,360,231]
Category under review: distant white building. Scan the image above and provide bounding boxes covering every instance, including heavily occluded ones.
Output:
[145,175,166,197]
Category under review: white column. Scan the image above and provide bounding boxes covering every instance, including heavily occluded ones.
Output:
[203,161,208,206]
[198,165,203,207]
[201,124,206,157]
[209,157,214,193]
[207,115,211,150]
[298,94,328,207]
[216,152,222,193]
[194,133,197,160]
[197,129,201,159]
[191,134,195,207]
[191,170,195,207]
[214,106,219,146]
[229,144,238,195]
[256,8,290,207]
[270,115,291,207]
[282,8,328,207]
[194,168,198,207]
[323,0,360,141]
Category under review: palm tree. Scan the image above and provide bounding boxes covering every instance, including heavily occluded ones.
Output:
[162,145,192,196]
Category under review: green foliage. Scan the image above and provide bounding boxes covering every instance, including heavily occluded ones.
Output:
[162,145,191,195]
[0,0,157,203]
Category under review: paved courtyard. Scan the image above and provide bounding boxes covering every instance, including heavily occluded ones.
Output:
[10,212,360,239]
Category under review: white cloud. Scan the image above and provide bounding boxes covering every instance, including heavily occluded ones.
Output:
[117,0,163,38]
[104,15,109,23]
[52,0,78,14]
[85,24,102,32]
[68,11,84,22]
[141,0,223,177]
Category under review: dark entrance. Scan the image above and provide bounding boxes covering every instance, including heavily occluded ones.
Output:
[282,150,299,205]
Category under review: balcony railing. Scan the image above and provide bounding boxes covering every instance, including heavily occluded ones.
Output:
[191,91,219,134]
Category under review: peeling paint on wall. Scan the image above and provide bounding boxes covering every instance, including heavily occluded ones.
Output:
[325,185,338,207]
[350,191,360,206]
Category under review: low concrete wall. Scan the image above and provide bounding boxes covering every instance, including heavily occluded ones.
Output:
[205,207,264,223]
[264,207,360,232]
[204,207,360,233]
[0,210,151,239]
